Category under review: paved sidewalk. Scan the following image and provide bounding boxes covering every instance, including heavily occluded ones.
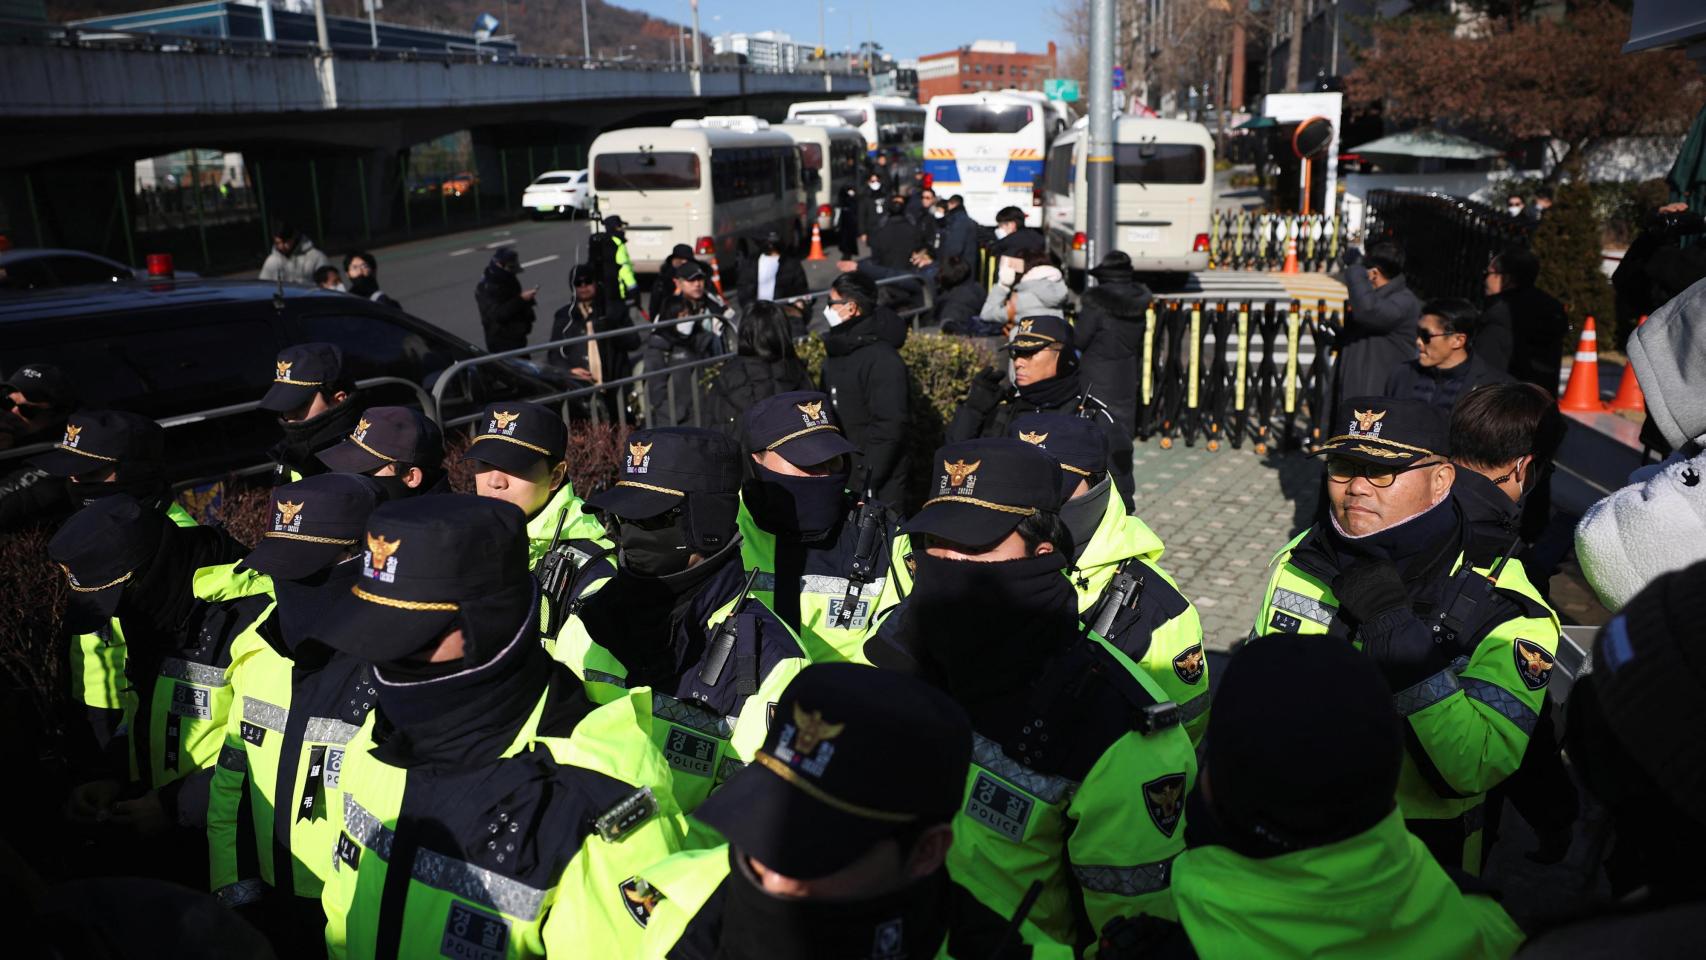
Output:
[1128,439,1322,650]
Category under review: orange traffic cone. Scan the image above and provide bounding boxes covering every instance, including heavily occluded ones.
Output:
[1282,231,1299,274]
[1610,314,1648,412]
[806,223,826,261]
[1559,316,1606,412]
[709,255,725,297]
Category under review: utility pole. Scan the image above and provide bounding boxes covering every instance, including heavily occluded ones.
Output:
[1086,0,1114,273]
[690,0,702,70]
[819,0,826,74]
[365,0,379,49]
[581,0,591,59]
[314,0,330,53]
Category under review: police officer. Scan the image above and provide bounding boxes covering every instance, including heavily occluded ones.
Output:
[312,495,685,959]
[556,427,812,814]
[736,391,911,663]
[948,316,1136,509]
[866,438,1197,950]
[1010,413,1210,744]
[32,411,198,755]
[1249,397,1562,873]
[464,400,609,566]
[600,214,640,302]
[314,404,449,497]
[259,343,366,485]
[205,473,389,952]
[1104,635,1523,958]
[50,495,262,888]
[633,663,1073,958]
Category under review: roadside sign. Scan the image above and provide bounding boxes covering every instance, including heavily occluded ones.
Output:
[1044,78,1080,102]
[1113,66,1125,90]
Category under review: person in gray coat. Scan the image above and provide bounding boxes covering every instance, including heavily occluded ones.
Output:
[979,249,1070,325]
[258,219,333,286]
[1339,241,1422,406]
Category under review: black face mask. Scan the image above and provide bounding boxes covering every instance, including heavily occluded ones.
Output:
[743,463,849,543]
[67,475,170,512]
[1058,476,1111,562]
[368,473,414,502]
[617,513,696,578]
[719,848,951,960]
[277,399,362,466]
[272,556,362,653]
[910,549,1078,704]
[347,274,379,298]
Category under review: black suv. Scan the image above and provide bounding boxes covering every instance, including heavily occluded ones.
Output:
[0,279,554,483]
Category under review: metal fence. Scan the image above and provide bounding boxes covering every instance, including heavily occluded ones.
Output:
[1363,190,1533,300]
[1139,298,1342,454]
[1206,211,1350,273]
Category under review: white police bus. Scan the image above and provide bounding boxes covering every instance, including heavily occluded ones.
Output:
[1041,116,1215,275]
[923,91,1064,229]
[778,116,868,232]
[588,117,806,272]
[787,96,926,161]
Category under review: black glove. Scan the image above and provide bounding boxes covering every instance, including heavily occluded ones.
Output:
[1332,562,1410,626]
[1341,244,1363,267]
[965,366,1008,413]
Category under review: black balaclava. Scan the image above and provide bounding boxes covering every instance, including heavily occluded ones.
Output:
[742,461,851,544]
[271,555,363,654]
[718,846,952,960]
[911,548,1079,706]
[1059,475,1112,563]
[112,523,247,645]
[277,395,364,470]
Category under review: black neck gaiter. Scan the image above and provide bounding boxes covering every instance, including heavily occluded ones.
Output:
[271,555,362,654]
[743,464,850,544]
[911,551,1079,707]
[718,849,952,960]
[1015,367,1082,410]
[1059,477,1111,563]
[594,538,742,682]
[1324,492,1462,578]
[276,398,364,471]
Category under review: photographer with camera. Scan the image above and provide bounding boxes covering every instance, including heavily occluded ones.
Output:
[1613,203,1706,458]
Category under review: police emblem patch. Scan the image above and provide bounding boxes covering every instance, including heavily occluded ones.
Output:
[1143,773,1187,837]
[627,441,653,473]
[275,360,294,382]
[351,418,371,443]
[795,400,826,424]
[1349,408,1386,438]
[941,458,981,494]
[619,877,659,928]
[1018,430,1048,446]
[1172,644,1206,685]
[440,901,509,960]
[491,410,521,432]
[62,424,82,447]
[276,499,305,532]
[364,533,401,582]
[1512,638,1554,691]
[965,772,1034,842]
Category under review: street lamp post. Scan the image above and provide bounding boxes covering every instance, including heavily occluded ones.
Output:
[1086,0,1114,272]
[690,0,702,70]
[581,0,591,59]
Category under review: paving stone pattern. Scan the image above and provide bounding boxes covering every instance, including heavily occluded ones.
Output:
[1126,439,1324,651]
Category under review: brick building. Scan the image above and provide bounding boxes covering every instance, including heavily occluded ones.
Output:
[916,39,1058,103]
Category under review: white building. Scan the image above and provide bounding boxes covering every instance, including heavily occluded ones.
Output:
[711,30,814,71]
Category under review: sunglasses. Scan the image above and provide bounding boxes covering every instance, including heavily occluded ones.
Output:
[1325,456,1440,488]
[1416,328,1461,343]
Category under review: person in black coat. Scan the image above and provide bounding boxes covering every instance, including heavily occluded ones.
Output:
[735,233,811,315]
[868,197,924,270]
[648,243,703,320]
[948,315,1135,508]
[550,263,640,394]
[934,196,980,271]
[474,247,538,353]
[819,271,911,505]
[934,255,992,335]
[706,301,814,439]
[1339,241,1422,406]
[836,184,862,259]
[856,171,888,248]
[1383,298,1511,414]
[647,260,731,427]
[1074,251,1153,440]
[1477,245,1570,396]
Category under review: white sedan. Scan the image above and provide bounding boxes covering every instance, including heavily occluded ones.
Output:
[523,170,591,219]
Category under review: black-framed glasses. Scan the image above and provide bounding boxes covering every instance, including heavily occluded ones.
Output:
[1325,456,1441,488]
[1416,328,1461,344]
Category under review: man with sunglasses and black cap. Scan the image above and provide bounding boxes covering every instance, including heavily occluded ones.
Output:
[865,438,1197,952]
[736,391,912,663]
[259,343,367,486]
[556,427,811,815]
[315,405,448,498]
[1249,396,1561,875]
[1011,413,1209,745]
[630,663,1073,958]
[49,495,263,887]
[948,316,1136,510]
[314,495,686,959]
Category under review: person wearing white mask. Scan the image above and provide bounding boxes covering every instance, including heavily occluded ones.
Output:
[818,271,911,503]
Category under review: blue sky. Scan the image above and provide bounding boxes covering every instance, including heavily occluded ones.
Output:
[609,0,1063,62]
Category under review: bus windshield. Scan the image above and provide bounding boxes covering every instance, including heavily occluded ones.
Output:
[1115,144,1207,184]
[934,104,1033,135]
[797,108,867,126]
[593,152,701,191]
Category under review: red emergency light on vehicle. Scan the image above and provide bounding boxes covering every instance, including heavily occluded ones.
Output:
[146,253,175,277]
[695,236,714,256]
[1072,232,1087,252]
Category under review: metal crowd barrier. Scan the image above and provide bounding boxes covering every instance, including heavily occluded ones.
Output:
[1364,190,1532,300]
[1138,298,1343,455]
[1207,211,1349,273]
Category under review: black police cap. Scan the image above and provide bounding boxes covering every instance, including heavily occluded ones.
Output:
[902,438,1062,548]
[1313,396,1448,468]
[1005,315,1072,355]
[587,427,743,520]
[740,390,858,466]
[48,494,169,633]
[1010,412,1109,488]
[31,410,165,478]
[313,494,532,663]
[461,401,567,476]
[317,406,445,475]
[239,473,388,582]
[260,343,345,414]
[696,663,973,880]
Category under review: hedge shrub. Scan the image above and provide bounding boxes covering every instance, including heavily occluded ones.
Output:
[1532,179,1618,345]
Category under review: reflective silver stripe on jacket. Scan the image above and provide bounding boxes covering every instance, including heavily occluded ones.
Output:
[970,732,1078,805]
[799,574,887,597]
[304,716,363,745]
[1460,678,1538,735]
[341,796,550,921]
[1270,588,1336,627]
[161,658,228,686]
[1072,858,1174,897]
[1392,665,1463,717]
[653,693,737,739]
[583,670,628,689]
[242,696,288,732]
[218,743,247,772]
